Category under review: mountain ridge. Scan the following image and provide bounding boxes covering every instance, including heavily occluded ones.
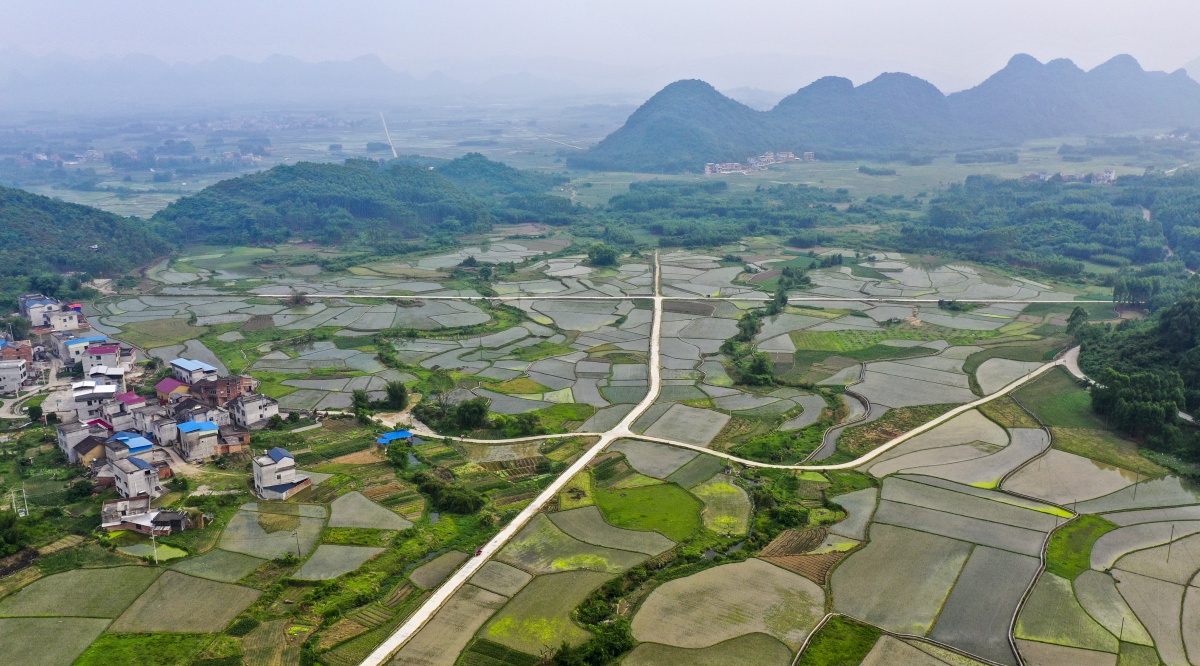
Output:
[571,54,1200,172]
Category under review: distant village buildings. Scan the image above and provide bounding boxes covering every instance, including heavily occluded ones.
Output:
[705,151,810,175]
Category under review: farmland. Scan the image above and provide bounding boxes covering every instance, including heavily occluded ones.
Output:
[3,211,1192,666]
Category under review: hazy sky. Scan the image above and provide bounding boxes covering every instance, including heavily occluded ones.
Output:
[5,0,1200,92]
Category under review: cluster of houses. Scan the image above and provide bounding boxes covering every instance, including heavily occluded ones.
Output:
[704,151,813,175]
[1022,169,1118,184]
[55,354,281,503]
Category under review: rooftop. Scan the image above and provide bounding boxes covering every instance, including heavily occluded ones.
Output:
[177,421,218,433]
[170,358,217,373]
[267,447,294,462]
[114,392,146,406]
[87,344,119,355]
[114,456,154,473]
[154,378,188,393]
[64,336,108,348]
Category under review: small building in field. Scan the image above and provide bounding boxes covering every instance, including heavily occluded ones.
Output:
[176,420,220,461]
[252,447,310,500]
[101,497,192,535]
[376,430,413,446]
[113,456,163,499]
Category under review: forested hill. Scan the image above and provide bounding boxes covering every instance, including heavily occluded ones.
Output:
[152,159,494,245]
[571,54,1200,173]
[436,152,567,196]
[0,184,169,278]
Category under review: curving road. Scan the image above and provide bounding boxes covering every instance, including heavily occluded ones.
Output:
[359,248,1079,664]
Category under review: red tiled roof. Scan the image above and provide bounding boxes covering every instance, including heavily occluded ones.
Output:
[154,378,188,393]
[114,391,146,406]
[87,344,119,354]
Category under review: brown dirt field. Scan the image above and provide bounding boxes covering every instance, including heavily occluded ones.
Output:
[763,550,852,585]
[331,449,385,465]
[760,528,828,557]
[363,481,405,501]
[0,567,42,598]
[36,535,84,556]
[664,301,716,316]
[242,315,275,331]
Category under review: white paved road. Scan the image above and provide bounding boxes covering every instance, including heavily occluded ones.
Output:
[360,252,666,666]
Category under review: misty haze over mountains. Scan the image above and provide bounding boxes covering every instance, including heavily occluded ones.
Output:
[572,54,1200,172]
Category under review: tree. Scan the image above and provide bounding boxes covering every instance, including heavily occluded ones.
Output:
[26,405,42,422]
[287,411,301,423]
[267,414,285,430]
[1067,306,1089,334]
[0,316,30,340]
[386,442,410,470]
[587,243,618,267]
[460,255,479,268]
[766,286,788,315]
[351,389,371,413]
[454,397,490,429]
[384,381,409,410]
[0,510,28,558]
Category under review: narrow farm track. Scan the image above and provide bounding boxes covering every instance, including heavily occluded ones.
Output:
[359,245,1082,664]
[261,292,1085,305]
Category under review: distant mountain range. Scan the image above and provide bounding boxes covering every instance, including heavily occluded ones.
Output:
[0,50,587,113]
[570,54,1200,173]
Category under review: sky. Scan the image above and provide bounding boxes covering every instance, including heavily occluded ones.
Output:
[4,0,1200,93]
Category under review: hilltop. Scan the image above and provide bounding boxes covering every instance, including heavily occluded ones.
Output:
[570,54,1200,172]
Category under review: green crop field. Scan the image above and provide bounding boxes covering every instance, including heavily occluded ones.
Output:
[594,482,702,541]
[0,566,160,618]
[1014,368,1102,429]
[794,615,883,666]
[170,549,266,583]
[109,571,261,633]
[73,633,212,666]
[480,571,610,654]
[0,617,110,666]
[623,633,793,666]
[1045,515,1118,579]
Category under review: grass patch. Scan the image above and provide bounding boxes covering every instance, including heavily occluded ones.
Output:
[487,377,551,395]
[73,633,211,666]
[118,318,210,349]
[36,542,139,574]
[794,615,882,666]
[1045,515,1118,580]
[978,396,1041,429]
[1051,428,1168,479]
[110,571,261,632]
[836,404,957,459]
[841,344,933,362]
[510,341,575,362]
[535,402,597,428]
[0,617,110,666]
[1014,368,1101,429]
[964,337,1069,376]
[559,472,595,511]
[594,482,702,541]
[456,638,538,666]
[0,566,160,618]
[480,570,609,654]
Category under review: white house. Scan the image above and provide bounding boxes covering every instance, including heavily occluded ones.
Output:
[46,310,82,332]
[113,456,162,499]
[83,344,121,373]
[73,383,118,422]
[170,358,218,385]
[231,393,280,429]
[0,359,27,393]
[87,365,127,392]
[252,448,310,500]
[176,420,220,461]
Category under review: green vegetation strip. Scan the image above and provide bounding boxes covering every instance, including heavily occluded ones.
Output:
[794,615,883,666]
[1045,515,1118,579]
[594,482,702,542]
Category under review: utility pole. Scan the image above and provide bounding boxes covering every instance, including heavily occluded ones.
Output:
[151,533,159,565]
[293,531,301,558]
[1167,523,1176,563]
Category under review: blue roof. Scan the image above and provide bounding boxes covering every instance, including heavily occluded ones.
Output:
[262,479,307,493]
[267,447,294,462]
[376,430,412,444]
[126,437,153,453]
[127,456,154,470]
[177,421,218,433]
[109,431,139,442]
[170,358,217,373]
